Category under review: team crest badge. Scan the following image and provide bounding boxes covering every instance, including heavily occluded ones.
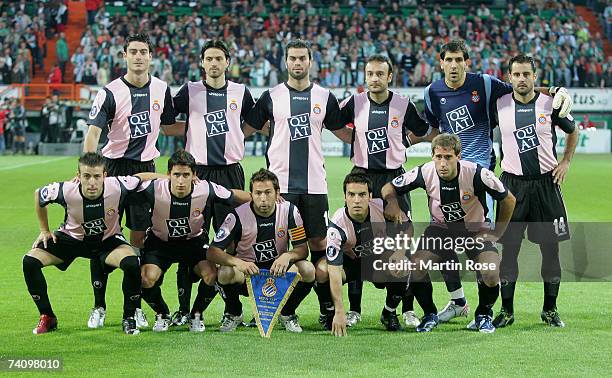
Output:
[106,208,116,216]
[471,91,480,103]
[440,98,446,104]
[393,176,404,186]
[313,104,321,114]
[538,114,547,125]
[229,101,238,110]
[462,192,471,201]
[261,278,278,297]
[152,100,160,111]
[277,228,285,238]
[192,208,201,217]
[390,117,399,128]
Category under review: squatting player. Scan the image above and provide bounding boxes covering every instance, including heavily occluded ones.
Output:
[165,39,256,326]
[244,39,353,326]
[492,54,578,328]
[135,150,251,332]
[23,153,143,335]
[207,169,316,333]
[413,39,572,322]
[338,54,430,328]
[382,134,516,333]
[83,33,176,329]
[318,172,410,336]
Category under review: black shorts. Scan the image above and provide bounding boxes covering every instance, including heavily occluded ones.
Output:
[142,233,207,273]
[194,163,245,231]
[105,157,155,231]
[351,166,412,215]
[281,193,328,239]
[417,225,497,261]
[498,171,570,244]
[338,257,386,289]
[38,231,129,272]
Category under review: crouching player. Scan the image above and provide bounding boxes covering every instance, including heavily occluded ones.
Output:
[23,153,142,335]
[382,134,516,333]
[137,150,251,332]
[207,169,315,333]
[318,172,411,337]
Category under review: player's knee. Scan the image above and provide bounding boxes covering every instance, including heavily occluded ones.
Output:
[119,255,140,275]
[308,237,326,251]
[298,261,316,283]
[315,260,329,283]
[23,254,43,274]
[480,270,499,287]
[141,269,159,288]
[202,270,217,286]
[217,266,235,285]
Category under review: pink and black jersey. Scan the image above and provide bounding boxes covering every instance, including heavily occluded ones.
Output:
[340,91,429,170]
[173,80,255,166]
[137,179,233,242]
[88,75,176,161]
[494,93,576,176]
[211,201,307,266]
[244,82,344,194]
[392,161,508,232]
[38,176,141,242]
[326,199,403,265]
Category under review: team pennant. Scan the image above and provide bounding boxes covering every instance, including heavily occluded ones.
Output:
[246,269,301,338]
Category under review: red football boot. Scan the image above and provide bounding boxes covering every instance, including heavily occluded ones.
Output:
[33,314,58,334]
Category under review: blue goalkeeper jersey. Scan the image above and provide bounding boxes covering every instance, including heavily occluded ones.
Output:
[424,72,513,168]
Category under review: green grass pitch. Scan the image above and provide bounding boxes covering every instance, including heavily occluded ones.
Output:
[1,154,611,376]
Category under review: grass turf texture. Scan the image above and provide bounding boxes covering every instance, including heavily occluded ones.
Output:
[1,154,611,376]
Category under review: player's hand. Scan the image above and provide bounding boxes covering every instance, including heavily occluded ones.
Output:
[384,201,404,225]
[552,160,570,185]
[33,231,57,249]
[70,175,80,183]
[387,250,410,279]
[276,196,285,204]
[331,311,348,337]
[550,87,573,118]
[236,260,259,276]
[474,231,500,243]
[270,254,290,276]
[192,176,201,185]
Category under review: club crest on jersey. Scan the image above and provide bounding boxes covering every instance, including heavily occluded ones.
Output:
[204,109,229,137]
[446,105,475,134]
[538,114,547,125]
[513,124,540,153]
[440,98,446,104]
[277,228,285,238]
[462,192,472,201]
[390,117,399,128]
[288,113,312,141]
[128,110,152,138]
[366,126,390,154]
[313,104,322,114]
[471,91,480,103]
[106,208,116,217]
[192,208,201,217]
[393,175,404,186]
[440,202,466,222]
[152,100,160,111]
[166,217,191,238]
[326,246,340,261]
[229,100,238,111]
[261,278,277,297]
[253,239,278,262]
[89,105,98,119]
[82,218,107,236]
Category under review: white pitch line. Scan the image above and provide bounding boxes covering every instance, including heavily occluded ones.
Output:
[0,157,71,171]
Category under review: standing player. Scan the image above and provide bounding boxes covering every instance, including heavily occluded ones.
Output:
[382,134,516,333]
[244,39,353,326]
[83,33,176,329]
[135,150,252,332]
[415,39,572,322]
[165,40,256,325]
[208,169,316,333]
[492,54,578,328]
[338,54,430,328]
[23,153,142,335]
[318,172,410,336]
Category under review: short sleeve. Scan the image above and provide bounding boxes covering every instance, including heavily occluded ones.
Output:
[173,83,189,115]
[552,110,576,134]
[38,182,64,207]
[240,86,256,120]
[392,166,425,195]
[244,90,272,130]
[288,204,307,247]
[117,176,142,192]
[323,92,344,131]
[423,85,440,129]
[160,86,176,125]
[488,74,513,101]
[326,223,347,266]
[476,166,508,201]
[339,95,355,125]
[87,87,115,129]
[403,100,430,137]
[208,181,234,205]
[211,212,242,250]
